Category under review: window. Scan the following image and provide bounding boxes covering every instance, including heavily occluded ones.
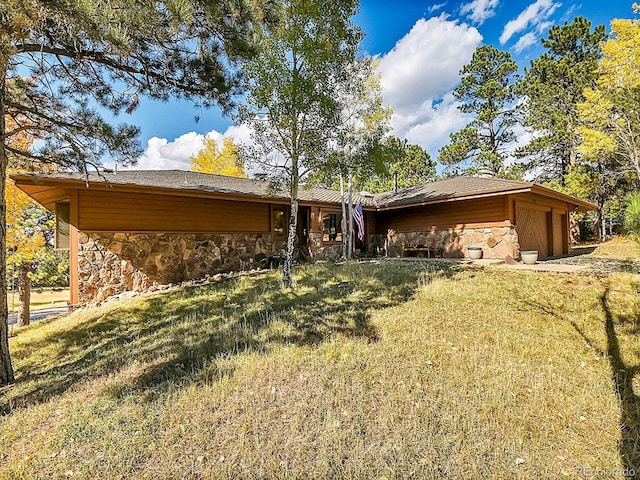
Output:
[322,212,343,242]
[55,203,70,250]
[273,206,285,239]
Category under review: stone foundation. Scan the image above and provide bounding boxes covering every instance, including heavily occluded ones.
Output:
[308,233,344,261]
[78,232,283,305]
[380,226,519,260]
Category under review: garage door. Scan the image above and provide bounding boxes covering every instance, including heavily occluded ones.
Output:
[515,205,549,258]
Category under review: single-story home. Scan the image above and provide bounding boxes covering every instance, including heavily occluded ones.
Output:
[12,171,598,306]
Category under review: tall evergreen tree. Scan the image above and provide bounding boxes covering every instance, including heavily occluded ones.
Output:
[438,45,520,178]
[0,0,275,385]
[238,0,362,286]
[517,17,605,183]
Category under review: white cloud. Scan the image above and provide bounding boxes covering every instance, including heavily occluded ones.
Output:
[130,132,205,170]
[379,16,481,112]
[536,20,554,34]
[378,15,482,159]
[427,2,447,14]
[460,0,501,25]
[402,93,472,155]
[499,0,560,45]
[513,32,538,53]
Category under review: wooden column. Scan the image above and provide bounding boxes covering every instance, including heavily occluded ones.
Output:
[69,190,79,307]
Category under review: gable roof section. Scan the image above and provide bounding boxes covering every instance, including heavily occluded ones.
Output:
[11,170,598,212]
[374,176,529,207]
[374,176,597,211]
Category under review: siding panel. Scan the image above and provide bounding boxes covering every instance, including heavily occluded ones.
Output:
[378,197,507,232]
[78,190,270,233]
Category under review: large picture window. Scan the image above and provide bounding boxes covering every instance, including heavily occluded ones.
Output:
[322,212,343,242]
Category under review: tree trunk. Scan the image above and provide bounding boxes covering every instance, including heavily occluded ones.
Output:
[596,198,605,243]
[17,263,32,327]
[347,170,353,259]
[340,175,347,259]
[0,62,15,385]
[282,158,299,288]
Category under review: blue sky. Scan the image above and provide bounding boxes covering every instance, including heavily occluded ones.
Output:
[123,0,634,171]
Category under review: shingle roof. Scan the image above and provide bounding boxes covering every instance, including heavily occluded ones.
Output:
[15,170,596,210]
[374,176,532,208]
[29,170,378,206]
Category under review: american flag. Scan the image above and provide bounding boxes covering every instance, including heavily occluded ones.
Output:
[352,202,365,241]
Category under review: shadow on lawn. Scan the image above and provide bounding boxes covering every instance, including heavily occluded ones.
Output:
[513,280,640,473]
[1,262,436,412]
[601,287,640,474]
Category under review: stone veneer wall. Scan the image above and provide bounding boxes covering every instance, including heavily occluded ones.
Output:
[308,233,344,261]
[78,232,282,305]
[379,226,520,260]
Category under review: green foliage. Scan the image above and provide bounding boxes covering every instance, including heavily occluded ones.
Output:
[240,0,362,179]
[624,192,640,238]
[331,57,392,177]
[517,17,605,182]
[438,45,520,178]
[2,0,276,168]
[361,137,436,193]
[238,0,362,285]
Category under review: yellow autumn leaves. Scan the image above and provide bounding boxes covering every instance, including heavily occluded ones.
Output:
[189,137,247,178]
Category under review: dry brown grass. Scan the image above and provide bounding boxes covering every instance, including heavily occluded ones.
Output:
[590,236,640,260]
[0,257,639,479]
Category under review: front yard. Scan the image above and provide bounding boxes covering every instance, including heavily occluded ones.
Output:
[0,241,639,478]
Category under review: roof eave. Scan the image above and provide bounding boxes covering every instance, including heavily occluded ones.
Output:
[9,174,379,209]
[530,184,599,211]
[375,185,536,211]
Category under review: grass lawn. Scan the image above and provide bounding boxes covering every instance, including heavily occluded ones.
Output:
[7,288,70,314]
[0,241,639,478]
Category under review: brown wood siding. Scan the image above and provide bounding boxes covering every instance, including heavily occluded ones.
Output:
[511,192,571,211]
[377,197,507,233]
[78,190,270,233]
[515,205,549,257]
[310,207,323,233]
[366,211,378,235]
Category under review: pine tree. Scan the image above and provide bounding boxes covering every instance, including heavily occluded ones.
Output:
[0,0,275,385]
[517,17,605,183]
[438,45,520,178]
[358,137,436,193]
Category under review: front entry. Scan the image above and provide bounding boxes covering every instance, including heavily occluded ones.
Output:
[296,206,310,259]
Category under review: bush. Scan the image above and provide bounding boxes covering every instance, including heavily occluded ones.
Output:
[624,192,640,239]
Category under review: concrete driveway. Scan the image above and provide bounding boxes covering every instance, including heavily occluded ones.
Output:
[8,306,68,326]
